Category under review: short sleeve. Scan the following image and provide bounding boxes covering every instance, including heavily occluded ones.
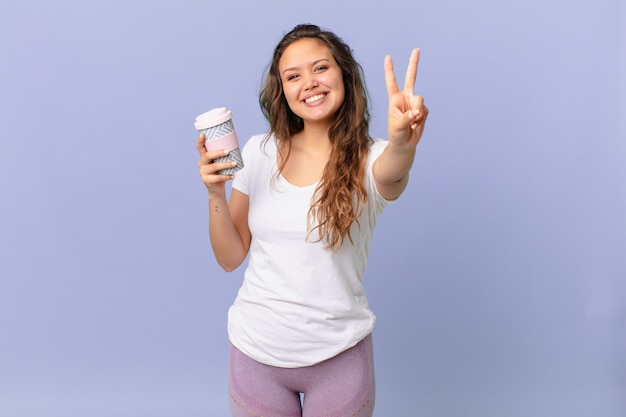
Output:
[365,138,391,212]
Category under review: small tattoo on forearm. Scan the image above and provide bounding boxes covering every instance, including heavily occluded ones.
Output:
[213,205,220,214]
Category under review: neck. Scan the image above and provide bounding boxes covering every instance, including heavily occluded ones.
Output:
[293,122,332,153]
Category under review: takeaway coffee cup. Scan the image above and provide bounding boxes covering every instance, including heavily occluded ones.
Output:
[194,107,244,175]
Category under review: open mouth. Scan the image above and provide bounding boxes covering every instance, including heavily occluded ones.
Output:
[304,93,327,104]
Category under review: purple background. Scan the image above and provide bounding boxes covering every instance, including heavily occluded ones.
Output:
[1,0,624,416]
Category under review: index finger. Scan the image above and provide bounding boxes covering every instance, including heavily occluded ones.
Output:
[196,133,207,157]
[403,48,421,94]
[384,54,400,98]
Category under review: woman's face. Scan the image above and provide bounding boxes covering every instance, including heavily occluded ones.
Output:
[278,38,345,127]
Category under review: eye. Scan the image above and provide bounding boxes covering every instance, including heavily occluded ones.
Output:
[286,73,300,81]
[315,65,328,72]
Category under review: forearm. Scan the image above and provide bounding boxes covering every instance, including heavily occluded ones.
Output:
[208,194,248,272]
[373,142,416,200]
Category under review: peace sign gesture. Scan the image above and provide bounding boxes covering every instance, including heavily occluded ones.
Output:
[385,48,429,149]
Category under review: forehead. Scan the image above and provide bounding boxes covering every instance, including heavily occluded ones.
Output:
[278,38,334,70]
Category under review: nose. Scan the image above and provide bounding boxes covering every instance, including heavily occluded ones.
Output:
[303,73,319,90]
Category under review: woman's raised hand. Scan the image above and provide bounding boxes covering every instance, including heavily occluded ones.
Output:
[196,134,236,197]
[384,48,429,149]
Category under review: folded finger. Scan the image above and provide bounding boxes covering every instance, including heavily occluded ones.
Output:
[410,95,425,113]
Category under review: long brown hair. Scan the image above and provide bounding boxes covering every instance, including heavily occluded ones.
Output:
[259,24,372,250]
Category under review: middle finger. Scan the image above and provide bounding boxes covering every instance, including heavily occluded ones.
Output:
[403,48,420,94]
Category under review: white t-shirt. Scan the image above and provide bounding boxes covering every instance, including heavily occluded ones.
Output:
[229,134,389,367]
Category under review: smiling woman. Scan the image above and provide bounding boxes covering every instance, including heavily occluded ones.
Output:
[1,0,623,416]
[195,23,428,417]
[279,38,346,127]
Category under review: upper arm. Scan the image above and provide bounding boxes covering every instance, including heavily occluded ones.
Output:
[229,188,252,254]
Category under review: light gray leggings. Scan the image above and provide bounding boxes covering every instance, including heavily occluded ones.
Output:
[228,334,375,417]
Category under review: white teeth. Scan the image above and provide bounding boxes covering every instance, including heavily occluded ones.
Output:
[304,93,326,104]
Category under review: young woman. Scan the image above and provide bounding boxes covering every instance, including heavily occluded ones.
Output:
[196,24,428,417]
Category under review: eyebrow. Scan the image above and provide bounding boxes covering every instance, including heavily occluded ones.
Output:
[282,58,331,75]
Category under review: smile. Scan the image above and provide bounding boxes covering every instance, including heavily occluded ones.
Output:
[304,93,327,104]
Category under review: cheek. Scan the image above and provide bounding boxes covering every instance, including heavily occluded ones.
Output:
[282,85,299,104]
[334,84,346,107]
[327,74,345,100]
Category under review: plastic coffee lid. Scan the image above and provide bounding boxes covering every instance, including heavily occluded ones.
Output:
[194,107,232,130]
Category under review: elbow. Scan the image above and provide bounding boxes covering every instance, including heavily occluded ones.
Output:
[217,255,246,273]
[213,240,250,273]
[219,261,241,273]
[379,175,409,201]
